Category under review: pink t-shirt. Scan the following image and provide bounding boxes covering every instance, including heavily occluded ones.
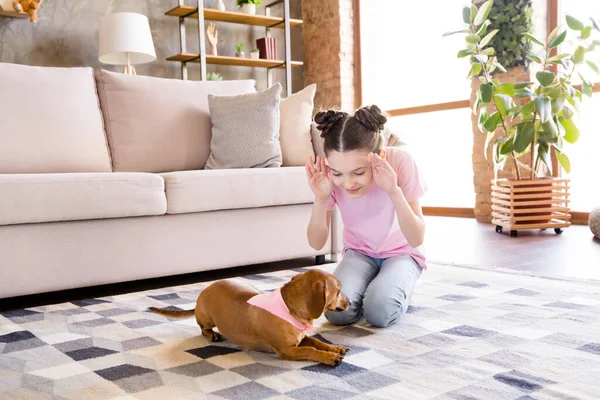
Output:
[327,147,428,269]
[247,289,313,333]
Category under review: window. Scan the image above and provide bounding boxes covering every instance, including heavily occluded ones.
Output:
[386,109,475,208]
[562,94,600,212]
[557,1,600,211]
[360,0,471,110]
[359,0,475,208]
[560,1,600,25]
[557,1,600,85]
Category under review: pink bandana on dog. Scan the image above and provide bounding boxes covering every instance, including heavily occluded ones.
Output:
[247,289,313,333]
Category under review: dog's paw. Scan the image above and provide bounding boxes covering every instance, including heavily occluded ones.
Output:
[323,352,343,366]
[333,353,343,366]
[211,332,223,342]
[334,345,349,356]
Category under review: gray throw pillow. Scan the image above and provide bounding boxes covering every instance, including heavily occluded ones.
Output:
[205,83,282,169]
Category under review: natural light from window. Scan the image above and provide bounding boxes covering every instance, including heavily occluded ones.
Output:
[360,0,471,110]
[562,95,600,212]
[386,110,475,208]
[360,0,475,208]
[558,1,600,211]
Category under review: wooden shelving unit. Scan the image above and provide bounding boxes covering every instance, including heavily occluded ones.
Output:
[0,9,29,18]
[165,0,301,96]
[167,53,303,69]
[165,5,302,28]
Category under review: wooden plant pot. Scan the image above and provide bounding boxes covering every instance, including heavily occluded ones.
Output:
[491,178,571,237]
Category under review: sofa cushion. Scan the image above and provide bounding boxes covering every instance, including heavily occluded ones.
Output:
[0,173,166,225]
[0,63,112,174]
[205,83,282,170]
[161,167,313,214]
[280,84,316,166]
[95,70,256,173]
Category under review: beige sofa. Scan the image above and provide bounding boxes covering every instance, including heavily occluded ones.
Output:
[0,62,337,299]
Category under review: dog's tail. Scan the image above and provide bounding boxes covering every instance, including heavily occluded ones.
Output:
[147,307,195,319]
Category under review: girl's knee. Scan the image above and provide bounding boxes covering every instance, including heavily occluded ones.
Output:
[325,308,361,326]
[364,309,401,328]
[363,292,407,328]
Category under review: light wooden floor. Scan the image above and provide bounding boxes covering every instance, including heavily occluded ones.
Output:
[424,216,600,280]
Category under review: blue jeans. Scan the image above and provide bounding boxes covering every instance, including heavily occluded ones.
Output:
[325,249,422,328]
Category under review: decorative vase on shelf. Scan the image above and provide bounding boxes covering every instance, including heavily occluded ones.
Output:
[216,0,226,11]
[250,50,259,59]
[241,4,256,15]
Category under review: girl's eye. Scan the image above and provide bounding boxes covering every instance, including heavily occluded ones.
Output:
[355,172,365,176]
[333,173,342,177]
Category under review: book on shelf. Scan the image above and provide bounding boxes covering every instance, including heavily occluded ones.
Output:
[256,37,277,60]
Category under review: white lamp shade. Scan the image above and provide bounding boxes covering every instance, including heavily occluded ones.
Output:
[99,12,156,65]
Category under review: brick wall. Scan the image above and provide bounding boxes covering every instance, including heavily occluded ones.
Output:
[301,0,356,112]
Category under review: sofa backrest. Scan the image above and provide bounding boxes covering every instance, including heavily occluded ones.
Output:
[0,63,112,174]
[95,70,256,173]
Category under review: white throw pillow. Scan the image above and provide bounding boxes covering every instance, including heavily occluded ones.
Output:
[0,63,111,173]
[279,84,317,166]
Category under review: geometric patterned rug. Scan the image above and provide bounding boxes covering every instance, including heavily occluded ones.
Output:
[1,263,600,400]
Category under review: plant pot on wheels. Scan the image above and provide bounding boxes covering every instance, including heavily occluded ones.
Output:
[491,178,571,237]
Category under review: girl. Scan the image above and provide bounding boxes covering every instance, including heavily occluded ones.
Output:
[305,105,427,328]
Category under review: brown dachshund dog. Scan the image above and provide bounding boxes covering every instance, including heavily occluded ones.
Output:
[148,269,351,366]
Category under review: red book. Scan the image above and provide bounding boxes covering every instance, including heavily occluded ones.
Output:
[256,38,268,59]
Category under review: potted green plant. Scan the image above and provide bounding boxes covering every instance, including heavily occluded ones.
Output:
[250,48,260,59]
[236,0,260,15]
[207,72,223,81]
[235,43,244,58]
[478,0,533,71]
[451,0,534,224]
[446,0,600,236]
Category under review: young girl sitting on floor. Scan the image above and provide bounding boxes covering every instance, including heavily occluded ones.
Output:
[305,105,427,328]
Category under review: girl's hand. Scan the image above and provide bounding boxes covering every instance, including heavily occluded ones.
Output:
[369,150,399,195]
[305,156,334,200]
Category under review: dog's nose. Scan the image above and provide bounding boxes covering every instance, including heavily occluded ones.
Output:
[335,307,344,312]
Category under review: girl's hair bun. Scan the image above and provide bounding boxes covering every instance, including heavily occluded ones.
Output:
[314,110,348,138]
[353,105,387,132]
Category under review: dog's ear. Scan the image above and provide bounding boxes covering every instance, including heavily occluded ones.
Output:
[307,279,326,319]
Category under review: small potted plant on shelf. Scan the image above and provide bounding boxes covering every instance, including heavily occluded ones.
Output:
[207,72,223,81]
[236,0,260,15]
[446,0,600,237]
[235,43,244,58]
[250,48,260,59]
